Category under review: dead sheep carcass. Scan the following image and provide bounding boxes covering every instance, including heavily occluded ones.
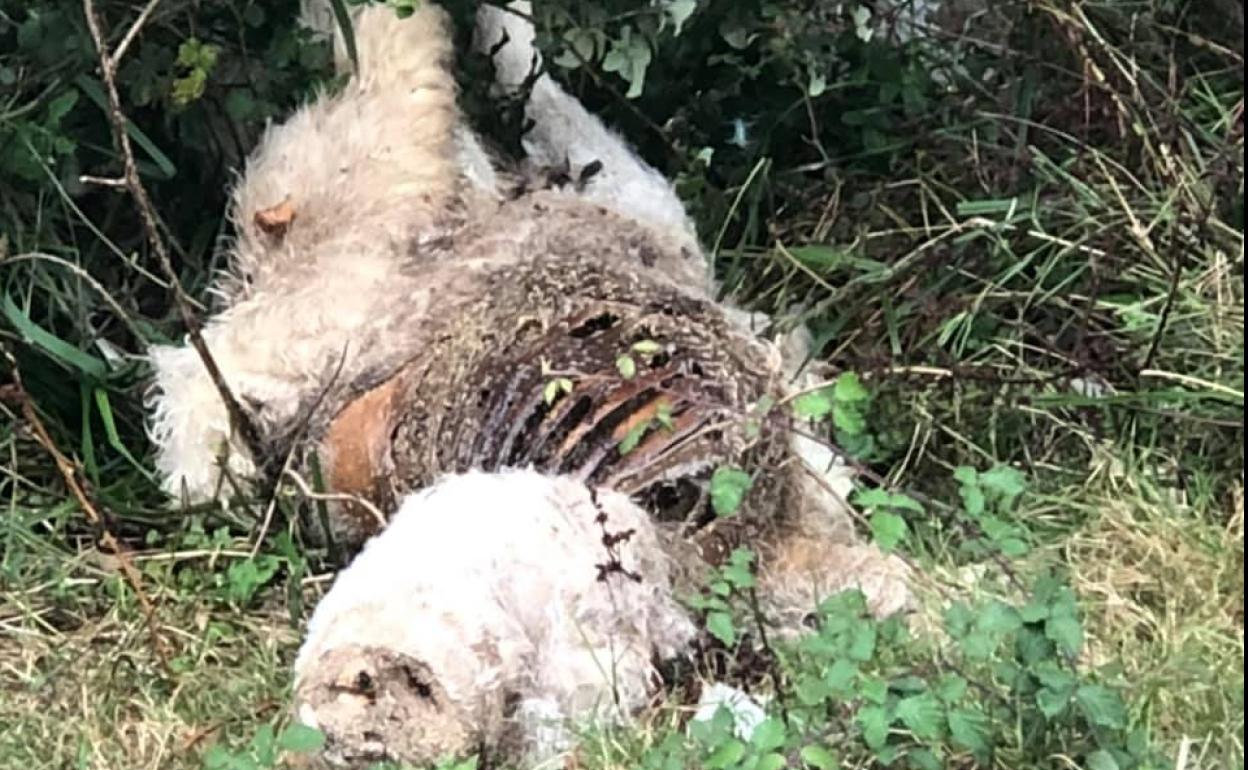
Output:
[291,468,697,768]
[144,1,912,766]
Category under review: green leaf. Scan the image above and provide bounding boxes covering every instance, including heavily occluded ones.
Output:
[824,658,858,696]
[1036,687,1071,719]
[976,601,1023,635]
[202,746,231,770]
[705,738,746,768]
[616,354,637,379]
[944,602,975,639]
[859,676,888,705]
[959,632,996,660]
[833,372,870,402]
[959,484,986,517]
[947,708,991,753]
[710,467,752,517]
[895,693,944,740]
[907,748,943,770]
[952,466,978,486]
[856,705,891,749]
[619,420,651,455]
[1033,661,1076,692]
[661,0,698,35]
[94,389,157,483]
[799,744,838,769]
[869,511,908,552]
[980,465,1027,501]
[935,674,968,703]
[1045,613,1084,656]
[796,675,830,707]
[751,718,786,753]
[1086,750,1121,770]
[1075,685,1127,729]
[602,27,652,98]
[832,403,866,435]
[854,489,925,513]
[632,339,663,355]
[755,753,786,770]
[847,620,877,661]
[4,295,108,379]
[706,611,736,647]
[278,724,326,753]
[792,389,834,420]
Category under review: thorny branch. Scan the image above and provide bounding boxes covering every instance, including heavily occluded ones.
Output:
[81,0,265,473]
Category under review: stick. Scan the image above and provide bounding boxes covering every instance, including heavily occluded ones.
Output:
[81,0,266,471]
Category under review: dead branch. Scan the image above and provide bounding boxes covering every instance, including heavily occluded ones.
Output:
[81,0,265,475]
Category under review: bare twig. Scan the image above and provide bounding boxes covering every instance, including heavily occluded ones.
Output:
[81,0,265,470]
[281,469,388,531]
[112,0,165,67]
[7,353,172,673]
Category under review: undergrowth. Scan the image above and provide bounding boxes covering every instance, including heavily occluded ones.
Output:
[1,1,1242,769]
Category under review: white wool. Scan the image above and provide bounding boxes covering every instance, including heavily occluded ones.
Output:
[294,469,696,763]
[692,684,768,740]
[146,3,459,502]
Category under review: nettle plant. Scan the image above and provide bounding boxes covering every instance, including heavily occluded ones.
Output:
[666,374,1163,770]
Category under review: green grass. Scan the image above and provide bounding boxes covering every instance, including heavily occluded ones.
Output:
[1,1,1243,769]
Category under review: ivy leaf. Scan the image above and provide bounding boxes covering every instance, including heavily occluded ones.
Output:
[277,724,326,753]
[1075,685,1127,729]
[710,467,752,517]
[869,511,908,552]
[947,708,991,754]
[706,611,736,647]
[895,693,944,740]
[856,705,891,749]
